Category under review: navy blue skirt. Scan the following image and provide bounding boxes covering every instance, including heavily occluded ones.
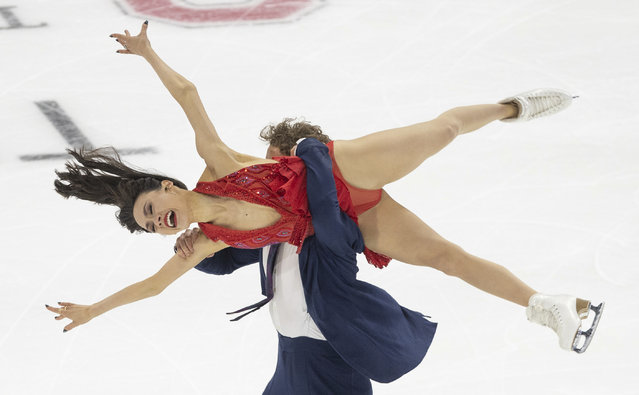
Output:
[263,334,372,395]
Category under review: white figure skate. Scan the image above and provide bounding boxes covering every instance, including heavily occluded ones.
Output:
[526,294,604,353]
[499,88,576,122]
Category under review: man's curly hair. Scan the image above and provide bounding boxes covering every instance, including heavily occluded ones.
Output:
[260,118,331,154]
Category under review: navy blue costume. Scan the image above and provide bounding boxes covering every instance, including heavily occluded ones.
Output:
[195,138,437,393]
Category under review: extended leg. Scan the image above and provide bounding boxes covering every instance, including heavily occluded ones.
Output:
[334,88,574,190]
[359,193,603,352]
[358,191,536,306]
[334,103,516,190]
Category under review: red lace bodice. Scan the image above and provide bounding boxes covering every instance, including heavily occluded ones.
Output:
[194,158,313,252]
[194,157,391,268]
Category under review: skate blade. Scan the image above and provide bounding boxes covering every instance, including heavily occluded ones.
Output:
[572,302,605,354]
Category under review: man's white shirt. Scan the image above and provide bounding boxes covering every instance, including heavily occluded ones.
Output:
[263,243,326,340]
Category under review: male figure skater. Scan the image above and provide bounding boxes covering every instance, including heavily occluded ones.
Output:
[177,138,438,393]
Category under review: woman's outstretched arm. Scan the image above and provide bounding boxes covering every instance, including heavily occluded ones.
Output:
[46,234,228,332]
[110,22,268,178]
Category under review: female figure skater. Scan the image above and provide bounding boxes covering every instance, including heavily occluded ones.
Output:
[47,22,602,352]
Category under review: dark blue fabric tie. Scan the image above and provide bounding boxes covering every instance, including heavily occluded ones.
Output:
[227,243,280,321]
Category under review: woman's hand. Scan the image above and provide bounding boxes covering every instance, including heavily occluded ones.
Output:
[45,302,94,333]
[110,21,151,56]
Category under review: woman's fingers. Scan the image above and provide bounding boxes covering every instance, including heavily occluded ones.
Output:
[46,304,65,314]
[46,304,68,320]
[110,34,129,51]
[111,34,129,50]
[47,302,75,314]
[45,304,59,314]
[46,303,90,332]
[110,23,146,40]
[110,23,149,56]
[64,322,81,333]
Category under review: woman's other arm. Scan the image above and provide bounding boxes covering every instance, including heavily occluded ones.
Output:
[46,234,228,332]
[110,22,268,178]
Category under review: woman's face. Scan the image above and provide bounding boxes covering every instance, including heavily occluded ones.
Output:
[133,180,190,235]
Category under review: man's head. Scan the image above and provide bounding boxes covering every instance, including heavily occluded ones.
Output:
[261,118,331,158]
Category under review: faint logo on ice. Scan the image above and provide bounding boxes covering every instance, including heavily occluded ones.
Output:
[20,101,156,162]
[115,0,325,27]
[0,6,46,29]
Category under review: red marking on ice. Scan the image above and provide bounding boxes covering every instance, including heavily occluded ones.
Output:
[122,0,318,23]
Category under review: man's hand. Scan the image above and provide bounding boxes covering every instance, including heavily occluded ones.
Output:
[174,228,201,258]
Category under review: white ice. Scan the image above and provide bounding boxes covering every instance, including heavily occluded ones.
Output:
[1,1,638,394]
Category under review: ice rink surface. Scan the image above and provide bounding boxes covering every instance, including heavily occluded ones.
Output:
[1,0,638,394]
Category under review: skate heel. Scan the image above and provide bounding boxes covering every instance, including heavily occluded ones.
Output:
[576,298,591,319]
[572,301,605,354]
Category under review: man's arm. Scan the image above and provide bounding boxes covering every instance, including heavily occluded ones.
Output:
[195,248,260,275]
[296,138,364,255]
[174,228,260,275]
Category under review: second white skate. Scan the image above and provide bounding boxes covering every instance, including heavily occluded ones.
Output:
[499,88,575,122]
[526,293,604,353]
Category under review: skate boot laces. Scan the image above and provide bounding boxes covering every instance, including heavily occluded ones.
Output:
[499,88,574,122]
[526,94,562,118]
[527,303,561,332]
[526,294,580,351]
[527,294,604,353]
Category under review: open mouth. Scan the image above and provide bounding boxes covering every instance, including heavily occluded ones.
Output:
[163,210,177,228]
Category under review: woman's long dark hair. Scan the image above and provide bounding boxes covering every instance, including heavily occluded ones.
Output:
[54,147,187,233]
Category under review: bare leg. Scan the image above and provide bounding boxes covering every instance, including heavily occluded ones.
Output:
[359,191,536,307]
[334,104,516,189]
